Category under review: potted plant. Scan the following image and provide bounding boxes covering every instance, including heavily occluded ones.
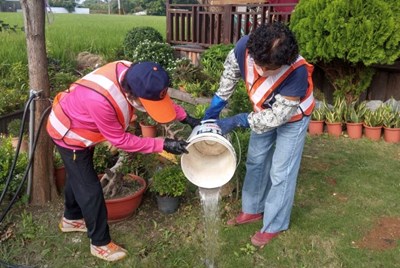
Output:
[7,118,29,152]
[137,112,158,137]
[345,101,367,139]
[308,101,326,135]
[363,106,384,141]
[381,104,400,143]
[149,164,188,214]
[94,143,149,222]
[325,98,346,137]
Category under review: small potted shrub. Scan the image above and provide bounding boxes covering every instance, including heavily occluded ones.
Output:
[136,112,158,137]
[381,103,400,143]
[150,164,188,214]
[363,106,384,141]
[345,101,367,139]
[309,100,326,135]
[325,98,346,137]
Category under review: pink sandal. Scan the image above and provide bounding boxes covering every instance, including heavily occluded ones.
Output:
[226,212,263,226]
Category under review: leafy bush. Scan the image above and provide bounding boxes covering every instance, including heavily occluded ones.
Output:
[0,135,28,197]
[0,88,27,116]
[49,0,77,13]
[7,119,27,137]
[228,80,252,115]
[53,149,64,169]
[230,129,250,187]
[290,0,400,102]
[0,61,29,90]
[93,142,119,174]
[0,62,30,116]
[129,40,177,75]
[150,164,187,197]
[171,58,208,88]
[200,44,234,82]
[123,26,164,60]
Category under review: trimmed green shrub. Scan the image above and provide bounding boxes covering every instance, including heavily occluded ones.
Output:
[290,0,400,103]
[0,135,28,197]
[129,40,176,74]
[123,26,164,59]
[150,164,187,197]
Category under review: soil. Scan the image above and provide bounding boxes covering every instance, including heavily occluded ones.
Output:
[355,217,400,250]
[104,176,144,200]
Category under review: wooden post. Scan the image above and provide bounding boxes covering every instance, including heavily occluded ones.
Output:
[222,5,232,44]
[20,0,58,204]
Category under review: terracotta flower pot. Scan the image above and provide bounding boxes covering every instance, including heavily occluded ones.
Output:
[325,122,342,137]
[383,127,400,143]
[11,137,29,153]
[139,122,157,137]
[308,120,324,135]
[363,125,382,141]
[346,122,363,139]
[54,166,66,193]
[104,174,147,222]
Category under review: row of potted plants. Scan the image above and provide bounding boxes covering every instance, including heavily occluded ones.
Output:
[309,98,400,143]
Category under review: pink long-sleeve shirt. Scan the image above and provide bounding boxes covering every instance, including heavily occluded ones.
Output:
[53,86,187,153]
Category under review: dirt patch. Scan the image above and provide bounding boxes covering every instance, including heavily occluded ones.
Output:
[355,217,400,250]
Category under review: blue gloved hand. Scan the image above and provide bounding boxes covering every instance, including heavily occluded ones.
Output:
[203,95,228,120]
[215,113,250,135]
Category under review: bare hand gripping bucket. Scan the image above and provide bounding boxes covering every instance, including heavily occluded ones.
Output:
[181,120,237,189]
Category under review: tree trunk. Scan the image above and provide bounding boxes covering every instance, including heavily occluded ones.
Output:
[21,0,58,204]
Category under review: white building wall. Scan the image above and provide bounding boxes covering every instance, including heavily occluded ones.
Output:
[46,7,90,14]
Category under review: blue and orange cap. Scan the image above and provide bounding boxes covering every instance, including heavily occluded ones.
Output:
[125,62,176,124]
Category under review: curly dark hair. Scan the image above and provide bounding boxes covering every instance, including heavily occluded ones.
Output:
[247,22,299,66]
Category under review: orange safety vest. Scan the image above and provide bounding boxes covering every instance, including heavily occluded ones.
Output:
[46,60,134,148]
[245,53,315,122]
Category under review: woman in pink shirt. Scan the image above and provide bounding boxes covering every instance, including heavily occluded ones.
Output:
[47,61,199,262]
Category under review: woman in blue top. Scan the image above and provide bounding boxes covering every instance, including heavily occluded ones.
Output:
[204,22,315,247]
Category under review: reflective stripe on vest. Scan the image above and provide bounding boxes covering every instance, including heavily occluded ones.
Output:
[245,54,315,122]
[46,61,133,148]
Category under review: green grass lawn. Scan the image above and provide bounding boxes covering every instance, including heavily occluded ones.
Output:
[1,135,399,267]
[0,12,166,64]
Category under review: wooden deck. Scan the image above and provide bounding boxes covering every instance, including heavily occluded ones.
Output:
[166,2,296,48]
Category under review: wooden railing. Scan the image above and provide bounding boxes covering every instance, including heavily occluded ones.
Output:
[166,2,296,48]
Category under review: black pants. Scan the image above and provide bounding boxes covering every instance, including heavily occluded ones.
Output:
[56,145,111,246]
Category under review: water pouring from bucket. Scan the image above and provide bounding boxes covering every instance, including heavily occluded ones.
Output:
[181,120,237,189]
[181,120,238,267]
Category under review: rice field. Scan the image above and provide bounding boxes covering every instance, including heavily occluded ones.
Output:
[0,12,166,64]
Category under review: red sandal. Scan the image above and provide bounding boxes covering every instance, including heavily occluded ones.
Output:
[251,231,280,247]
[226,212,263,226]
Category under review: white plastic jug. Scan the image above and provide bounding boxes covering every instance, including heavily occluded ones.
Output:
[181,120,237,189]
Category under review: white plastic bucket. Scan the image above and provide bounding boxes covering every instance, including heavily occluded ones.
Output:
[181,120,237,189]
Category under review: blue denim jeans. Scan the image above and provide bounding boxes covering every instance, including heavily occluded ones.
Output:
[242,115,310,233]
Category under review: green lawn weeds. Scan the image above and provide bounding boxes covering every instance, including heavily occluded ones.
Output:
[1,135,399,267]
